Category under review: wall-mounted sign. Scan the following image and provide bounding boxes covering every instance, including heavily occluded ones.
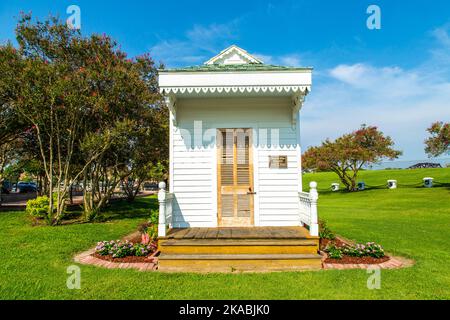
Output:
[269,155,288,169]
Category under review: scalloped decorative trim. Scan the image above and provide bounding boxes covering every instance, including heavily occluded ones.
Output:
[160,85,310,95]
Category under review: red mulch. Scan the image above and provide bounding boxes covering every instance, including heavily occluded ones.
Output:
[320,238,346,250]
[92,252,156,263]
[325,255,390,264]
[321,237,389,265]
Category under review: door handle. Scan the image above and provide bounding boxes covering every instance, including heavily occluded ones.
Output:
[247,188,256,195]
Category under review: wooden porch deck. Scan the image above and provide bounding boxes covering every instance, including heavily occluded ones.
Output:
[157,227,322,272]
[161,226,315,240]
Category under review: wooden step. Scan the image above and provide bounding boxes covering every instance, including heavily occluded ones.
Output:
[158,253,323,272]
[159,238,319,255]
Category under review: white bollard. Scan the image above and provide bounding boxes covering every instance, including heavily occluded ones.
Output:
[387,180,397,189]
[331,183,340,192]
[423,177,433,188]
[357,181,365,191]
[309,181,319,237]
[157,181,167,237]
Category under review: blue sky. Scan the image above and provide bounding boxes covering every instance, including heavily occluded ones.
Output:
[1,0,450,160]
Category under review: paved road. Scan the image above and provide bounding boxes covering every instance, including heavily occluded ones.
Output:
[0,191,156,211]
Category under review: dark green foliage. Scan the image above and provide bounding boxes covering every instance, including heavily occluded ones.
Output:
[325,244,343,259]
[319,219,335,240]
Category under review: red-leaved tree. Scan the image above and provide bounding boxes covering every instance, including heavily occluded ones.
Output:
[425,122,450,157]
[303,125,402,191]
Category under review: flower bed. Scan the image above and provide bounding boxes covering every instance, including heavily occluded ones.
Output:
[93,240,158,263]
[319,220,389,264]
[321,239,388,264]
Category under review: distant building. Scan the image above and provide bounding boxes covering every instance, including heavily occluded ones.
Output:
[408,163,442,169]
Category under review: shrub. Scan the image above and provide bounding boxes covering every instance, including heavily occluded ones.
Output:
[138,222,151,234]
[342,242,385,258]
[134,243,157,256]
[325,242,385,259]
[26,196,50,219]
[147,224,158,240]
[363,242,385,258]
[319,220,336,240]
[111,240,134,258]
[138,219,158,241]
[95,240,157,258]
[95,240,115,256]
[342,244,363,257]
[149,209,158,225]
[26,193,66,222]
[326,244,343,259]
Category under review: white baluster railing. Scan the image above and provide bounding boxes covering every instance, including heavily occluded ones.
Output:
[157,181,174,238]
[298,181,319,236]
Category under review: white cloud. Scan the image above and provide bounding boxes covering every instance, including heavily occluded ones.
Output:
[301,59,450,160]
[253,53,303,66]
[428,24,450,72]
[279,54,302,67]
[300,23,450,160]
[150,20,239,67]
[432,24,450,47]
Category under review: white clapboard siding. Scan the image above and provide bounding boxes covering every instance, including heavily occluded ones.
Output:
[258,191,299,198]
[258,185,298,192]
[172,180,212,186]
[172,215,214,222]
[260,216,300,222]
[171,96,301,227]
[259,196,299,203]
[173,186,213,193]
[172,197,212,204]
[260,203,299,209]
[259,180,299,186]
[172,163,212,169]
[175,192,212,199]
[173,203,212,211]
[256,123,300,226]
[173,168,212,175]
[173,175,210,181]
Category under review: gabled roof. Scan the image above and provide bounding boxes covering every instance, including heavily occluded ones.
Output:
[162,64,311,73]
[158,45,312,104]
[204,45,263,65]
[159,45,312,73]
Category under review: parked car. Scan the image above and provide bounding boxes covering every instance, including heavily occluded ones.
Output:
[17,182,37,193]
[1,181,11,194]
[143,182,158,191]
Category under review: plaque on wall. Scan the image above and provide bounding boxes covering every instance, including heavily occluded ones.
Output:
[269,155,288,169]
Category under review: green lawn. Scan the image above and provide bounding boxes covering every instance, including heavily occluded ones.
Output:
[1,168,449,299]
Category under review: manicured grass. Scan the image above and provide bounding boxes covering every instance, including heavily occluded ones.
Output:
[0,168,449,299]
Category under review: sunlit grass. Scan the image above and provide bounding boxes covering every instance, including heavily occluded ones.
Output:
[0,168,449,299]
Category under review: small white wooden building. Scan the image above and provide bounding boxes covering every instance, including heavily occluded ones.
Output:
[158,45,317,235]
[158,45,317,232]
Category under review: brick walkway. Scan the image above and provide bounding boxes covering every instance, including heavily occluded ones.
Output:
[74,248,158,271]
[73,233,413,272]
[74,247,411,272]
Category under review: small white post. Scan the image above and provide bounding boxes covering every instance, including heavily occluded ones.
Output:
[357,181,365,191]
[387,180,397,189]
[331,183,340,192]
[309,181,319,236]
[157,181,167,238]
[423,177,433,188]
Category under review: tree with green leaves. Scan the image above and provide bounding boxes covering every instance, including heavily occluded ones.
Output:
[0,44,27,204]
[425,122,449,157]
[1,14,166,223]
[303,125,402,191]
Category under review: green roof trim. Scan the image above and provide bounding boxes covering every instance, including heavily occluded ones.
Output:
[159,63,312,73]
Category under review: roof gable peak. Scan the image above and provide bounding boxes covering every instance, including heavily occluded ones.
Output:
[204,45,263,65]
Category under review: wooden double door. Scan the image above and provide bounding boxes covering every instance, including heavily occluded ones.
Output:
[217,129,254,227]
